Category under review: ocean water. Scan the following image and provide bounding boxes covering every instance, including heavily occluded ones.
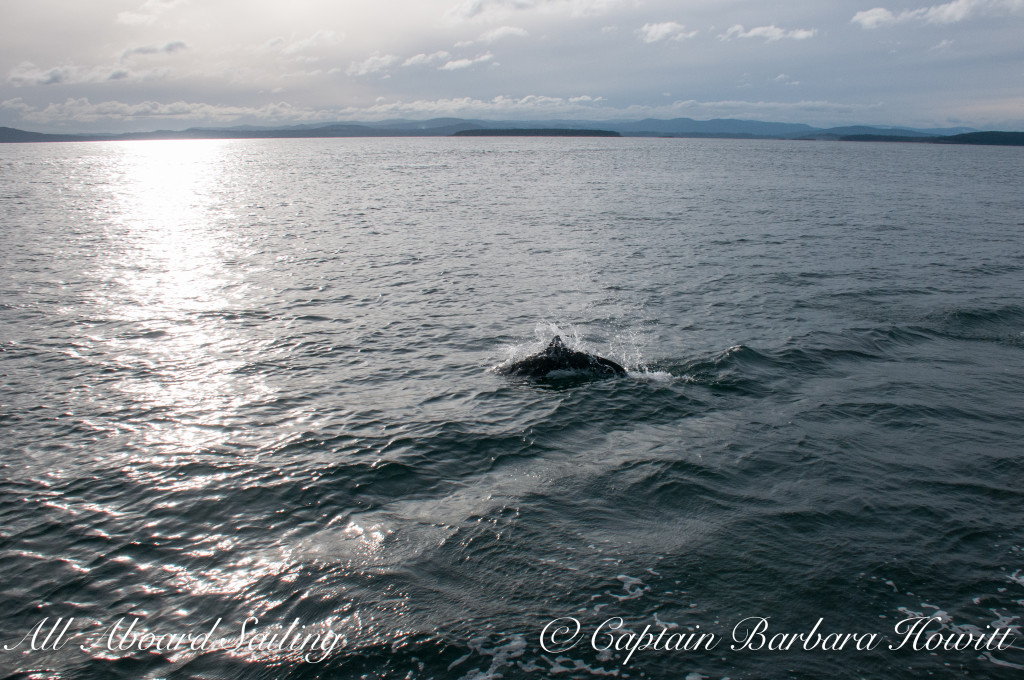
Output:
[1,137,1022,679]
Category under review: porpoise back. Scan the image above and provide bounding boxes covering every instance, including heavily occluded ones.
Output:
[497,336,627,378]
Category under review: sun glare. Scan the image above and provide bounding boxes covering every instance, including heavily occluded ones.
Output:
[86,139,273,456]
[104,139,232,315]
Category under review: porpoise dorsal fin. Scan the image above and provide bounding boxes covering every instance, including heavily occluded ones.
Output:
[548,335,565,350]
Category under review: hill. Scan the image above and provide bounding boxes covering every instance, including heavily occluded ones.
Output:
[0,119,1003,144]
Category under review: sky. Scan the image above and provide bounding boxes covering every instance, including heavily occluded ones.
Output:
[2,0,1023,132]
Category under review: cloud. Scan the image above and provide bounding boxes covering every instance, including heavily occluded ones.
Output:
[402,51,451,67]
[851,8,901,28]
[281,31,337,56]
[449,0,535,20]
[8,97,335,124]
[851,0,1024,28]
[6,61,155,86]
[636,22,697,43]
[438,53,495,70]
[340,93,607,117]
[7,62,79,86]
[0,97,33,114]
[346,53,399,77]
[447,0,628,21]
[121,41,189,60]
[116,0,183,26]
[7,54,177,87]
[721,24,818,41]
[480,25,530,42]
[456,26,528,47]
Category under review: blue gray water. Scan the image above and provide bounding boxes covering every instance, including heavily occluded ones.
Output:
[1,137,1022,679]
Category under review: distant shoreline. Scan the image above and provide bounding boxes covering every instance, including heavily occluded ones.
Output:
[453,129,620,137]
[837,131,1024,146]
[1,124,1021,146]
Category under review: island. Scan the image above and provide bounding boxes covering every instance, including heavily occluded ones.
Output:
[452,129,620,137]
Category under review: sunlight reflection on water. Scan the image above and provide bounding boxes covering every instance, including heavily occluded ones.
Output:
[101,139,234,316]
[82,140,274,455]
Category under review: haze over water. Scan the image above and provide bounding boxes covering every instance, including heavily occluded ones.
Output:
[1,137,1022,678]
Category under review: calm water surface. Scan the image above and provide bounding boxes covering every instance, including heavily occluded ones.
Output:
[1,138,1023,679]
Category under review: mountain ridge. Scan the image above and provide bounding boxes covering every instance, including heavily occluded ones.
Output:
[0,118,995,144]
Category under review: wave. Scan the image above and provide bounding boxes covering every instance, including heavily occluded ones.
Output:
[923,304,1024,346]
